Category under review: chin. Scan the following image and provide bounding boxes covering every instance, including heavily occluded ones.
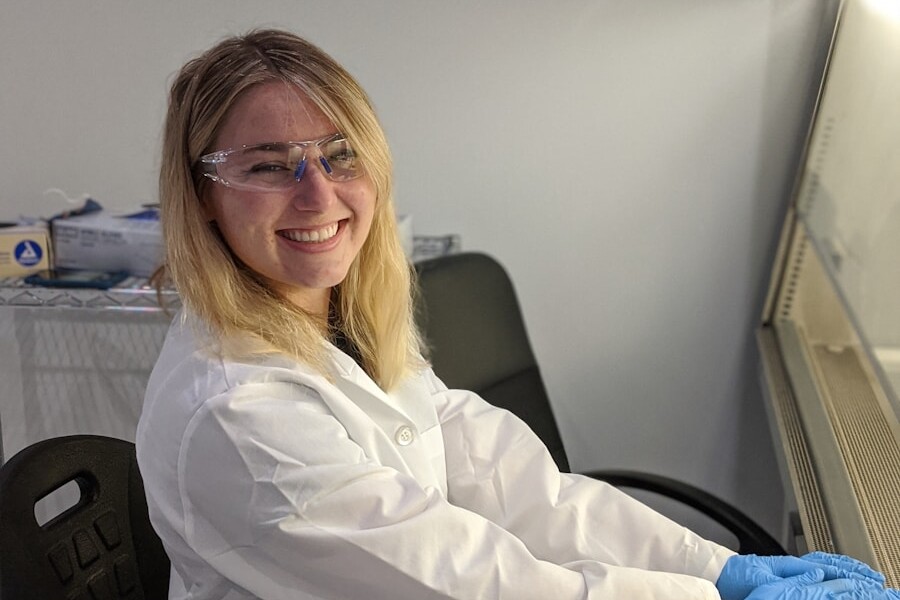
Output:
[296,269,352,291]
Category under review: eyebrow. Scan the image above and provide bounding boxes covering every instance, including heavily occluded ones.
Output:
[221,134,345,156]
[241,143,289,153]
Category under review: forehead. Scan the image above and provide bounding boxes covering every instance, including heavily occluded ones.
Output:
[214,81,336,149]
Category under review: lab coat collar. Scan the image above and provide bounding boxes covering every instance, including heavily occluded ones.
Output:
[325,343,437,431]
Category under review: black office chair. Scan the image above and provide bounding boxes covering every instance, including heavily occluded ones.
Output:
[0,435,170,599]
[415,252,785,555]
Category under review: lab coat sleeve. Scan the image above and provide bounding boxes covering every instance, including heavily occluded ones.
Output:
[431,378,735,584]
[179,381,725,599]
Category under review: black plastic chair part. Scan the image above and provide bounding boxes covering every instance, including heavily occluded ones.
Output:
[415,252,786,556]
[0,435,170,600]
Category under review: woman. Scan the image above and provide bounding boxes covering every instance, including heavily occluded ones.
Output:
[136,29,894,600]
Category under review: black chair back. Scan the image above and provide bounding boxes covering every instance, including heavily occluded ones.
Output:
[0,435,170,600]
[415,251,570,472]
[415,252,787,555]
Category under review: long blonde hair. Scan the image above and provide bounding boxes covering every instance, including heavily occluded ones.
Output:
[159,29,422,390]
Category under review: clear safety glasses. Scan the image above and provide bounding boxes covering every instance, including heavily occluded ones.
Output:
[198,133,362,192]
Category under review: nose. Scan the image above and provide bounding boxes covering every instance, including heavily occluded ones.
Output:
[289,153,338,211]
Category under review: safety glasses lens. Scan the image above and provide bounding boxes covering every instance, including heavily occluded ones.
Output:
[207,137,361,191]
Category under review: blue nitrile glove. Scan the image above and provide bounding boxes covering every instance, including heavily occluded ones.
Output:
[746,570,822,599]
[800,552,886,587]
[717,555,834,600]
[745,572,888,600]
[717,554,890,600]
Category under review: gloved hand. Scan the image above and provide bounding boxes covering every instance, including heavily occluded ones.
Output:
[716,554,885,600]
[717,555,830,600]
[745,571,889,600]
[800,552,886,587]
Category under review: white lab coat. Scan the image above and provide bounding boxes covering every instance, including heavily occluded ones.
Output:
[136,311,734,600]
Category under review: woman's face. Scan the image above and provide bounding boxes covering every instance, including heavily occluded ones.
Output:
[203,82,376,315]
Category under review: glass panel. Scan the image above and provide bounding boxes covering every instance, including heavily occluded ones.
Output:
[795,0,900,409]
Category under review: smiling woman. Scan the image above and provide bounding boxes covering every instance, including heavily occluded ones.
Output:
[135,28,897,600]
[154,29,413,389]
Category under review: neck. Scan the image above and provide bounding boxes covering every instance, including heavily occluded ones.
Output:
[282,286,332,320]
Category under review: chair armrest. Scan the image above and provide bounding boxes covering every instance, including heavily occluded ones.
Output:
[582,469,786,556]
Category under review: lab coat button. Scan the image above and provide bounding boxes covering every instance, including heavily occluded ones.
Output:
[395,425,414,446]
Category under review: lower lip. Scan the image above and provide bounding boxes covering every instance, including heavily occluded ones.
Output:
[278,220,346,254]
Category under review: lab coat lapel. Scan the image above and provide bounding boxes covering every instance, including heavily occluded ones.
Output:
[328,346,436,429]
[327,347,445,493]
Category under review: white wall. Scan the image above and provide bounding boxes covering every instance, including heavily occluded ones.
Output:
[0,0,838,539]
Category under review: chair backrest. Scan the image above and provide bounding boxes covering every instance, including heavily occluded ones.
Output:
[415,252,570,472]
[0,435,170,600]
[415,253,789,555]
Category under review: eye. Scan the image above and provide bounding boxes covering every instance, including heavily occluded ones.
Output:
[247,162,291,173]
[325,147,358,168]
[229,145,294,178]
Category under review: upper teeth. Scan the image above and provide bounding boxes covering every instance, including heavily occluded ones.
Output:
[282,224,339,243]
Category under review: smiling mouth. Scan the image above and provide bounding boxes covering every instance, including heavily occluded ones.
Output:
[279,222,340,243]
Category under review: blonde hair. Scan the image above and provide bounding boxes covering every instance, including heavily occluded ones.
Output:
[159,29,422,390]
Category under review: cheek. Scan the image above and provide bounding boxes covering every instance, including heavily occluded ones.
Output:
[349,181,377,224]
[205,190,253,235]
[203,194,251,256]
